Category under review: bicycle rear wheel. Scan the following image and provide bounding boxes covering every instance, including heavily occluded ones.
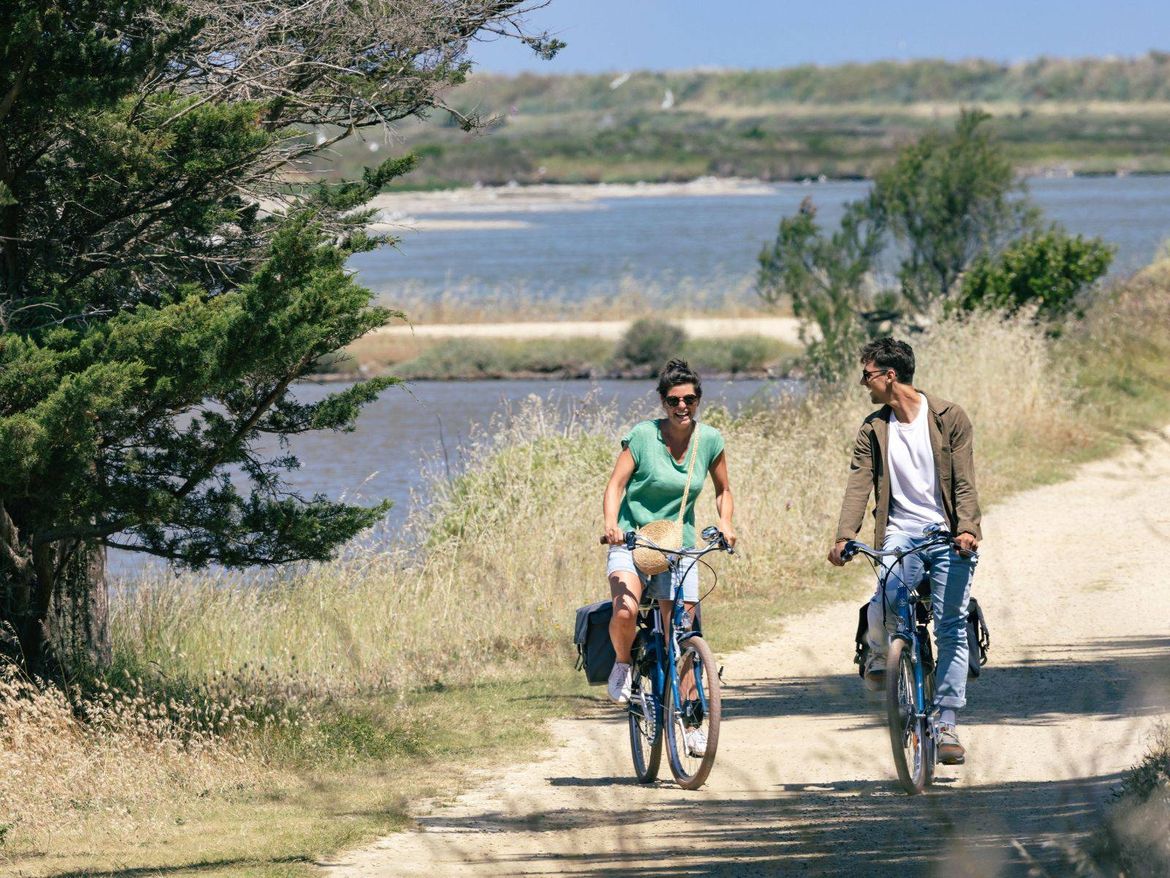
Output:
[922,646,937,788]
[886,638,928,795]
[628,646,662,782]
[665,635,721,790]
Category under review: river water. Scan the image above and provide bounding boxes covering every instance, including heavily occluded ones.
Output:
[114,176,1170,575]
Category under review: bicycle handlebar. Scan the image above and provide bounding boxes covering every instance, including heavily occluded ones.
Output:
[841,527,977,563]
[598,529,735,556]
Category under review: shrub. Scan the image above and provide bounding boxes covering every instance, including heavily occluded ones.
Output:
[958,227,1115,321]
[613,318,688,372]
[683,336,794,374]
[1087,726,1170,877]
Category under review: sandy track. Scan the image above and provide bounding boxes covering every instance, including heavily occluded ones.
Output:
[322,429,1170,877]
[370,317,803,346]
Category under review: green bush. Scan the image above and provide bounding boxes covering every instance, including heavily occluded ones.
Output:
[958,227,1115,321]
[613,318,688,372]
[683,336,796,374]
[395,338,611,379]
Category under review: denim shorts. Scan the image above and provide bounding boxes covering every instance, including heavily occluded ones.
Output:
[606,544,700,602]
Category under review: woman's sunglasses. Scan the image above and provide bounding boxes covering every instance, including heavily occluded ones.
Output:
[665,394,700,408]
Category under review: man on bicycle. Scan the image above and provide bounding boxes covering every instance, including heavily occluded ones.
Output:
[827,338,981,765]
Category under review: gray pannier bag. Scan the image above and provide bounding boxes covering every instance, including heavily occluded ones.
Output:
[574,599,616,685]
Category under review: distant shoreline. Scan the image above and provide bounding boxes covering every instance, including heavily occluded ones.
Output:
[315,316,805,383]
[368,171,1168,218]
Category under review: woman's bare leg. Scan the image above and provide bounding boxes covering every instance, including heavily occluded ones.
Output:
[609,571,643,663]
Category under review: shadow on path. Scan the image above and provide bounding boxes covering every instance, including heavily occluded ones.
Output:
[405,635,1170,875]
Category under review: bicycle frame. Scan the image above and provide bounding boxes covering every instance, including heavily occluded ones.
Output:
[620,528,731,786]
[632,547,708,744]
[887,564,932,748]
[847,531,969,777]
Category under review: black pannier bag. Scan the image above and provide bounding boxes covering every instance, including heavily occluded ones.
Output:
[574,599,616,685]
[966,596,990,678]
[853,597,991,679]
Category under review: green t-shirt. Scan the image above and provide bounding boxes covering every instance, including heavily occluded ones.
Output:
[617,419,726,547]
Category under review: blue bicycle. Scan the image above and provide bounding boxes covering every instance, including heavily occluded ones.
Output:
[624,527,733,790]
[842,525,978,795]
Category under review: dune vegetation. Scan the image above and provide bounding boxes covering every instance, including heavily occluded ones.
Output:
[315,55,1170,188]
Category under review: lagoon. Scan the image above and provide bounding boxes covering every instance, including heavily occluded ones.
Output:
[351,176,1170,305]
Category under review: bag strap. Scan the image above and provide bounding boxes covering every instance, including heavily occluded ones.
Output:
[675,426,701,527]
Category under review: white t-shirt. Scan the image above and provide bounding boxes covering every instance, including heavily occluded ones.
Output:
[886,393,946,537]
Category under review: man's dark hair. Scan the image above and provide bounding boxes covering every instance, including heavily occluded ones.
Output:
[657,358,702,398]
[859,338,915,384]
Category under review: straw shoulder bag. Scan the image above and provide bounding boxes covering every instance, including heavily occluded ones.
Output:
[632,427,701,576]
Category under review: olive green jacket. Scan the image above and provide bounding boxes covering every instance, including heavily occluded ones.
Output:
[835,392,982,546]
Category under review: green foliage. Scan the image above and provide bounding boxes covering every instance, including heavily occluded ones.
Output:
[394,337,611,379]
[0,0,553,664]
[957,227,1114,321]
[613,318,689,372]
[323,55,1170,188]
[757,197,886,380]
[755,111,1100,381]
[873,109,1036,310]
[683,336,795,375]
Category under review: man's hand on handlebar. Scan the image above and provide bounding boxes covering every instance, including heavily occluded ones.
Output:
[955,532,979,556]
[828,539,851,567]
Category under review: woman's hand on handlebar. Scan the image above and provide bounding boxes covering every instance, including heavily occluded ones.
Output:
[603,523,625,546]
[719,521,737,549]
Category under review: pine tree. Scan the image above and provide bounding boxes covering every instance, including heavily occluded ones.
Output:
[0,0,560,669]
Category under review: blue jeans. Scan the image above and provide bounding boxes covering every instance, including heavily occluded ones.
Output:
[865,531,976,710]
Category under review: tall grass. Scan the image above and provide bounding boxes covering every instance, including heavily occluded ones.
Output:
[4,280,1168,869]
[108,310,1075,698]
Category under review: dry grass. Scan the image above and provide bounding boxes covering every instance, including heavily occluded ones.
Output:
[110,310,1076,696]
[3,285,1167,874]
[0,666,264,862]
[1084,724,1170,877]
[381,275,777,325]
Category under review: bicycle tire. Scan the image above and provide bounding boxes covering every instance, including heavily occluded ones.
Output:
[886,638,928,795]
[922,650,936,788]
[665,635,721,790]
[628,651,663,782]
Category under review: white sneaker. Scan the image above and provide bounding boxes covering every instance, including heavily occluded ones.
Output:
[684,726,707,757]
[607,662,632,704]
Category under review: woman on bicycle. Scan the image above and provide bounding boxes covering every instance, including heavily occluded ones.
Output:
[602,359,736,736]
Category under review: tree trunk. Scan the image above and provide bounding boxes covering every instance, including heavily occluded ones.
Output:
[47,542,112,672]
[0,541,111,673]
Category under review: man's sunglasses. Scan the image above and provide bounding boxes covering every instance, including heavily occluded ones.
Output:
[665,394,700,407]
[860,368,889,383]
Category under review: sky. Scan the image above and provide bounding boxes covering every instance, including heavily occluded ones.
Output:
[470,0,1170,74]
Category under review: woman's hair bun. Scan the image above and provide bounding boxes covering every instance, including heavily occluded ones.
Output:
[657,359,702,398]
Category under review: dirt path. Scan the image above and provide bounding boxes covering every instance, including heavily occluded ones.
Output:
[321,429,1170,877]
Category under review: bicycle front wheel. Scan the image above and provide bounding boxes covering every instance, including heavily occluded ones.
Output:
[628,653,662,783]
[886,638,929,795]
[665,635,721,790]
